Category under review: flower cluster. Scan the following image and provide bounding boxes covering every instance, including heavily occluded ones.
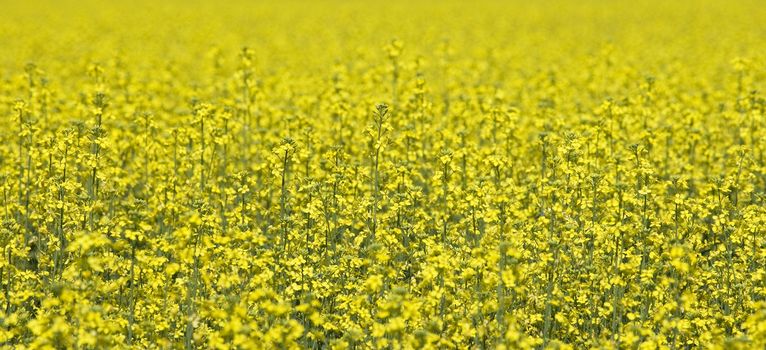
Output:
[0,0,765,349]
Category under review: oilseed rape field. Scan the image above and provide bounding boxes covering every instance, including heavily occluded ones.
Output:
[1,0,766,349]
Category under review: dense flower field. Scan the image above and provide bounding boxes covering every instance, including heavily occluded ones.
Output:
[1,0,766,348]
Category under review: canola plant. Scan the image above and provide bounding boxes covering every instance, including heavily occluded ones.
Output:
[0,0,765,348]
